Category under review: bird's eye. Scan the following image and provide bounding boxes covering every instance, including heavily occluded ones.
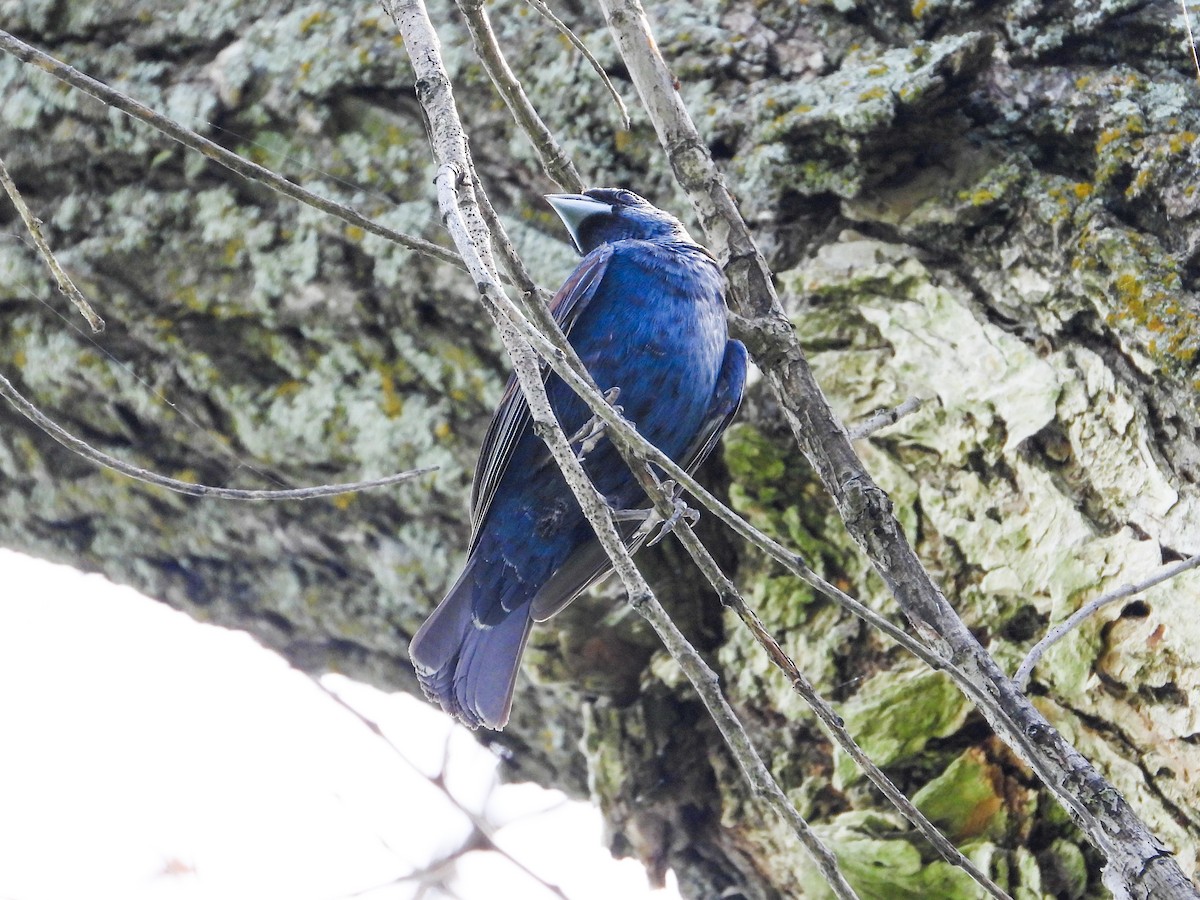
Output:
[613,189,638,206]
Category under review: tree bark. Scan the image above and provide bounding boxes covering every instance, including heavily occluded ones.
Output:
[2,1,1198,897]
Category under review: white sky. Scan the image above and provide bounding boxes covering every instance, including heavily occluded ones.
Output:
[0,548,680,900]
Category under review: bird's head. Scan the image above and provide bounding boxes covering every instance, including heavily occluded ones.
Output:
[546,188,690,255]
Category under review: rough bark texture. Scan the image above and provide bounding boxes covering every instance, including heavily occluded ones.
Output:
[2,1,1199,897]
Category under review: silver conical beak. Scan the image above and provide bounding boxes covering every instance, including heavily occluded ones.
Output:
[545,193,613,254]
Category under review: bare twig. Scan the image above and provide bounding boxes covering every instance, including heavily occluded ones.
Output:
[523,0,631,130]
[315,679,571,900]
[847,397,924,441]
[1181,0,1200,81]
[386,16,972,740]
[0,29,468,277]
[0,371,434,500]
[0,154,104,333]
[1014,551,1200,690]
[454,0,585,191]
[594,0,1198,895]
[383,2,858,894]
[473,183,553,308]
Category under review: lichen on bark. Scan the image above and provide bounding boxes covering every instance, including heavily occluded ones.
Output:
[4,0,1200,896]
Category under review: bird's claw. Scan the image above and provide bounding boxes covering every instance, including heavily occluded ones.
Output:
[646,495,699,546]
[610,479,699,547]
[569,386,623,460]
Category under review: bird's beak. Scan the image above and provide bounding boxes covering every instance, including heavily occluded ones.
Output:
[545,193,613,254]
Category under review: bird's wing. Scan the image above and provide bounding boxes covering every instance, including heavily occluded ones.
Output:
[677,339,748,475]
[530,339,748,623]
[468,245,614,552]
[529,518,646,623]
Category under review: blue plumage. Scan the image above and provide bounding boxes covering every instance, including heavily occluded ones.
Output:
[409,188,747,729]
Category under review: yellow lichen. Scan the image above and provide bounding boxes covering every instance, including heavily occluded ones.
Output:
[378,367,404,418]
[1115,273,1143,306]
[1095,128,1125,151]
[1127,167,1154,197]
[1168,132,1197,154]
[299,10,329,33]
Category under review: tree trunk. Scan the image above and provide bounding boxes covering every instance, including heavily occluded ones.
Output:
[2,1,1198,897]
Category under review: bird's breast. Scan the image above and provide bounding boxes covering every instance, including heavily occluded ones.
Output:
[563,241,727,461]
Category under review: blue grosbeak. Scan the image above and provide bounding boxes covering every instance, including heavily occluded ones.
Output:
[409,188,747,729]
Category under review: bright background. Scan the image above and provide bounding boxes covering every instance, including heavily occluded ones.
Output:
[0,548,680,900]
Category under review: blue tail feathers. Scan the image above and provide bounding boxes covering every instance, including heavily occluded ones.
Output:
[408,558,533,730]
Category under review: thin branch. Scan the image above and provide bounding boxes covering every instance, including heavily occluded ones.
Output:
[383,2,858,894]
[847,397,924,441]
[0,154,104,333]
[594,0,1199,895]
[523,0,631,131]
[0,29,469,277]
[1014,551,1200,690]
[473,180,553,309]
[0,371,434,500]
[314,680,571,900]
[454,0,586,192]
[1181,0,1200,81]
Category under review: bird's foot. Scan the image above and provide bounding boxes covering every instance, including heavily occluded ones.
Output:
[646,481,699,546]
[609,504,651,523]
[608,480,699,547]
[569,386,623,460]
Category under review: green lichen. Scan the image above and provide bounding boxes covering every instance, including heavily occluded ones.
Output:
[741,31,994,199]
[723,422,859,577]
[798,810,992,899]
[911,748,1007,842]
[834,668,971,787]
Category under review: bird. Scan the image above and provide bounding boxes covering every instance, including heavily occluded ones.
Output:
[408,188,747,730]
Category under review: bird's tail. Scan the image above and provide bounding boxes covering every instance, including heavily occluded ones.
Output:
[408,557,533,731]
